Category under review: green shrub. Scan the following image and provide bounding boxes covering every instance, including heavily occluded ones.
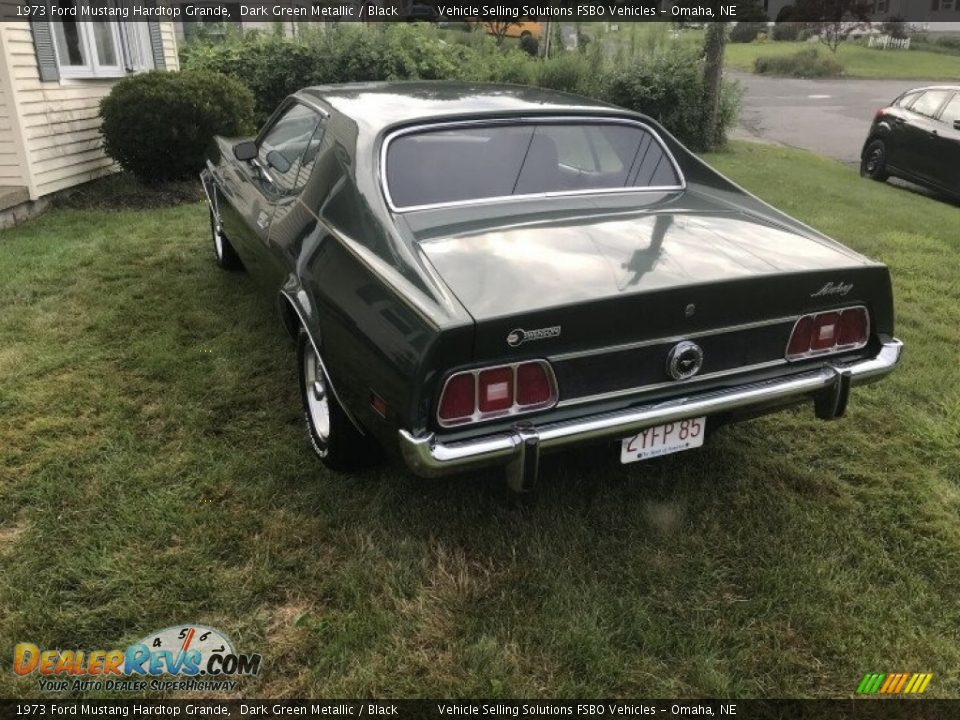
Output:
[771,22,801,41]
[99,70,255,184]
[518,33,539,56]
[730,22,767,43]
[178,25,741,152]
[603,48,741,151]
[536,52,589,94]
[754,48,844,77]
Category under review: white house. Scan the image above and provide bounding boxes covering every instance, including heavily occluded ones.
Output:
[0,4,179,224]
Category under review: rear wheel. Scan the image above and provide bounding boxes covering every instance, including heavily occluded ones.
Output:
[209,208,242,271]
[860,139,890,182]
[297,329,374,471]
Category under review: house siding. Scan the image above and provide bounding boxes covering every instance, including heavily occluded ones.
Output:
[0,19,180,200]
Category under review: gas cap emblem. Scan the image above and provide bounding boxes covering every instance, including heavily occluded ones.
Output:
[666,341,704,381]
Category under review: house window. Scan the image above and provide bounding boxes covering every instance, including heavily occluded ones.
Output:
[875,0,889,13]
[50,0,154,78]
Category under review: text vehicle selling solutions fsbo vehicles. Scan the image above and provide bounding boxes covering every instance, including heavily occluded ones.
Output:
[201,82,902,492]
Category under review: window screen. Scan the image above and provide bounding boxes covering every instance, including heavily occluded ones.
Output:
[385,122,681,209]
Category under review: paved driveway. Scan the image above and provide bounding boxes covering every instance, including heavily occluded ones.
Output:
[730,72,938,166]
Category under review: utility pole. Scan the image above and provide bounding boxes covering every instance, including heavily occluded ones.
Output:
[701,22,727,151]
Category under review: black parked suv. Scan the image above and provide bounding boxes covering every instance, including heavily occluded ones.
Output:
[861,85,960,201]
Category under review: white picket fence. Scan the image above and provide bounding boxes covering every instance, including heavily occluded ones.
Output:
[868,35,912,50]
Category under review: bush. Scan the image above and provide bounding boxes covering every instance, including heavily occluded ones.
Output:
[178,25,741,152]
[603,48,741,151]
[518,33,539,57]
[180,25,535,124]
[881,17,909,40]
[99,70,255,184]
[934,35,960,52]
[771,22,801,41]
[753,48,844,77]
[730,22,767,43]
[536,52,589,94]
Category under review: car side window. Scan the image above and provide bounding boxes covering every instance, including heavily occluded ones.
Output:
[896,91,920,109]
[938,93,960,125]
[258,103,321,193]
[291,121,327,193]
[909,91,951,119]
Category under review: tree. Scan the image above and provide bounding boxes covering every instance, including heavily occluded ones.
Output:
[483,20,520,46]
[701,22,727,151]
[792,0,873,52]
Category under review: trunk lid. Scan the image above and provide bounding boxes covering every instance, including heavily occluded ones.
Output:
[412,198,884,360]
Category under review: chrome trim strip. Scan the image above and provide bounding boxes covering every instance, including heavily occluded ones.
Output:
[549,314,800,362]
[556,358,789,409]
[398,340,903,478]
[379,116,686,214]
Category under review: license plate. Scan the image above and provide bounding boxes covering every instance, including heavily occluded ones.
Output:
[620,417,706,464]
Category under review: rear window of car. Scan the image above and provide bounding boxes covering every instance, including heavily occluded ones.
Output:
[384,121,682,210]
[910,90,951,118]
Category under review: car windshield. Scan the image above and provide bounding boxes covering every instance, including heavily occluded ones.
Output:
[384,121,682,210]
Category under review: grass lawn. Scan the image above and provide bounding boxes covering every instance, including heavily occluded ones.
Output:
[726,40,960,79]
[1,142,958,699]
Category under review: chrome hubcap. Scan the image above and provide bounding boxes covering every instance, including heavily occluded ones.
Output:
[303,345,330,441]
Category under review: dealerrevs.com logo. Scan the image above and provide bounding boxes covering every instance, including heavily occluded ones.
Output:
[13,624,262,693]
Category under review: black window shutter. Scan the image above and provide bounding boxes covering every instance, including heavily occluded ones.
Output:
[147,20,166,70]
[29,18,60,82]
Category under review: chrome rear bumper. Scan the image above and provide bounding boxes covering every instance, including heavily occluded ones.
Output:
[398,340,903,492]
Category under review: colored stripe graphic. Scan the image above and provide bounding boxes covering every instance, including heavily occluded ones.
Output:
[857,672,932,694]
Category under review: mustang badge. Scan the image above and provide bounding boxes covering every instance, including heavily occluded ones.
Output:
[666,341,704,381]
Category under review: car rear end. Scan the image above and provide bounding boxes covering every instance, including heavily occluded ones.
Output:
[383,114,902,490]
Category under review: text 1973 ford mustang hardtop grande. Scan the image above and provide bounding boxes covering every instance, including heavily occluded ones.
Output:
[201,82,902,492]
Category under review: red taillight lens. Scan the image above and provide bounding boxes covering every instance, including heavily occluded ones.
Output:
[838,307,868,347]
[786,307,870,360]
[810,312,841,351]
[516,362,552,406]
[438,373,475,422]
[478,367,514,413]
[787,316,814,358]
[437,361,557,426]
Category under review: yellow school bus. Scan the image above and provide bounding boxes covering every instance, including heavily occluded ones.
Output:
[475,20,543,39]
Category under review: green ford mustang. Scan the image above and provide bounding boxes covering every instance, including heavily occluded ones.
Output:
[201,81,902,492]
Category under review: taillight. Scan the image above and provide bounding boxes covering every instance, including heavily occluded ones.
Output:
[874,108,886,121]
[438,373,475,423]
[516,362,552,406]
[437,361,558,427]
[477,368,513,413]
[786,307,870,360]
[810,312,841,351]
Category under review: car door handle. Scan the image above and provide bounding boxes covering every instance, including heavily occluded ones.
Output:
[929,129,939,137]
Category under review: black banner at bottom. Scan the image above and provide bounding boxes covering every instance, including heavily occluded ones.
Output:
[2,700,960,720]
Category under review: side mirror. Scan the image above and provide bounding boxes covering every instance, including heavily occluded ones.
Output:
[233,141,257,162]
[954,119,960,131]
[265,149,291,174]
